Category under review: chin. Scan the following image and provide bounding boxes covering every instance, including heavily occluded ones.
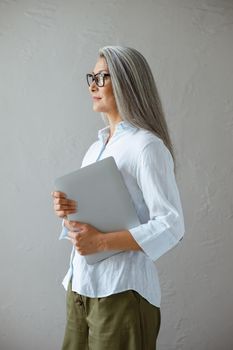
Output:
[93,105,106,113]
[93,106,102,112]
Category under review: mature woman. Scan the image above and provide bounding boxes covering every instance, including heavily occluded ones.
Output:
[52,46,185,350]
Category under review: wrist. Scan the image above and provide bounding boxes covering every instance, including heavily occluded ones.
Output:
[97,232,108,252]
[102,232,115,251]
[102,230,142,252]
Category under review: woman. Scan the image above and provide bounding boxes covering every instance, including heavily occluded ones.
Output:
[52,46,185,350]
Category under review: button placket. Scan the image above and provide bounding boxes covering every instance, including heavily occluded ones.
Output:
[96,135,110,162]
[73,293,88,316]
[74,292,83,306]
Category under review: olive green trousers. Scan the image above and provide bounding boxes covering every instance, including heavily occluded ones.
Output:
[61,280,161,350]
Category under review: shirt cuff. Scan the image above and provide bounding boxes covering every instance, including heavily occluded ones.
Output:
[59,219,70,240]
[129,219,184,262]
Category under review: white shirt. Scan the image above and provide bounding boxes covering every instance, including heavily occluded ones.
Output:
[59,120,185,307]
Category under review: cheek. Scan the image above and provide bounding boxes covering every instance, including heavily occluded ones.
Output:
[104,87,116,104]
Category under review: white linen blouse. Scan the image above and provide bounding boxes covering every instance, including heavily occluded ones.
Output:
[59,120,185,307]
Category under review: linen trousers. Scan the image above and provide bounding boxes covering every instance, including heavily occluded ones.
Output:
[61,279,161,350]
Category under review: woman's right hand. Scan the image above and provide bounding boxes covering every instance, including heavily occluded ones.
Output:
[51,191,77,219]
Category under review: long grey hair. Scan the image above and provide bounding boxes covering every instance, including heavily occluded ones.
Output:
[98,46,177,174]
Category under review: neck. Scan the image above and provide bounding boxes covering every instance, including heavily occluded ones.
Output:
[107,114,123,138]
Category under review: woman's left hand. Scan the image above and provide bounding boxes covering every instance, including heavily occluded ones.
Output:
[67,222,106,255]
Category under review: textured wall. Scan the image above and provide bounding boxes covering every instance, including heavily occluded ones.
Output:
[0,0,233,349]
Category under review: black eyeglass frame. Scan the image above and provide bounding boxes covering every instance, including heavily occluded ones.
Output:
[86,72,111,87]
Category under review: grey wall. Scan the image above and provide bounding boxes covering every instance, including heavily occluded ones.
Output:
[1,1,233,349]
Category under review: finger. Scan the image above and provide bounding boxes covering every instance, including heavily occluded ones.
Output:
[65,209,77,215]
[65,222,78,231]
[56,210,67,218]
[54,204,77,211]
[69,221,85,228]
[68,221,80,229]
[51,191,67,199]
[77,248,85,255]
[56,209,77,218]
[68,231,80,239]
[64,219,78,230]
[64,220,77,231]
[54,198,77,206]
[68,223,85,232]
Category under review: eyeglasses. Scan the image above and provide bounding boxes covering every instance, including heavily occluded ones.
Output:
[86,72,111,87]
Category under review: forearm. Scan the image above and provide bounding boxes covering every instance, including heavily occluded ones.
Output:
[61,219,143,253]
[103,230,143,252]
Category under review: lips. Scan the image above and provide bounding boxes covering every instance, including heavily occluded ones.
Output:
[92,96,101,100]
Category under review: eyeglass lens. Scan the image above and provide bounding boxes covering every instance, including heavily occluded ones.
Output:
[87,73,104,87]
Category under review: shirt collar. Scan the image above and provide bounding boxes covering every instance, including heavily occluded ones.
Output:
[98,120,137,144]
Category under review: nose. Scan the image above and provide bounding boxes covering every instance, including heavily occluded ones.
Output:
[89,79,98,92]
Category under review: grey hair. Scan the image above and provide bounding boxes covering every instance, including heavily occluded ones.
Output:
[98,45,177,174]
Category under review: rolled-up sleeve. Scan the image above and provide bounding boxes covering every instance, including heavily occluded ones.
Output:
[129,140,185,262]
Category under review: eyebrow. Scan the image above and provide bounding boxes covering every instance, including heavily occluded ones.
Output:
[91,69,109,74]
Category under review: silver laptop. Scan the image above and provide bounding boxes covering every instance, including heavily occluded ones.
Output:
[54,156,140,264]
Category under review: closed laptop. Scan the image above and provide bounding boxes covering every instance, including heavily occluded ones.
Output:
[54,156,140,264]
